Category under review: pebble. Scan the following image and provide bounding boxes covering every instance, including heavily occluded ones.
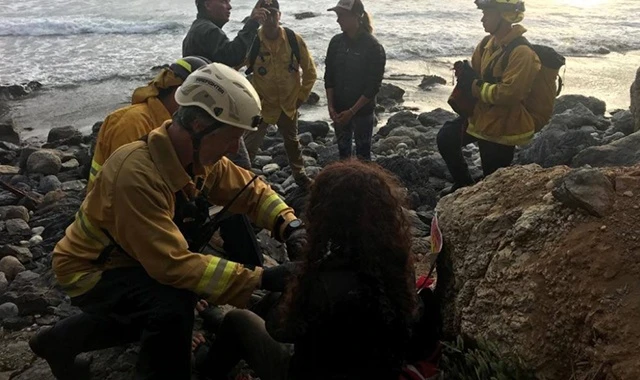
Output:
[600,225,607,231]
[623,191,634,197]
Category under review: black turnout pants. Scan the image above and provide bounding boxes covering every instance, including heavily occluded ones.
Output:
[436,117,515,186]
[45,267,198,380]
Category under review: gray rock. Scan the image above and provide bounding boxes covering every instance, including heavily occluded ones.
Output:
[298,132,314,146]
[553,94,607,116]
[602,131,626,144]
[304,91,320,105]
[376,156,436,209]
[0,256,25,282]
[421,153,453,181]
[609,110,635,136]
[0,270,63,315]
[61,180,86,192]
[0,122,20,145]
[552,168,614,217]
[0,165,20,175]
[28,235,43,246]
[0,302,18,319]
[0,272,7,295]
[316,144,340,167]
[419,75,447,90]
[262,163,280,175]
[47,125,82,144]
[31,226,45,235]
[377,111,421,136]
[61,158,80,170]
[0,206,29,222]
[377,83,405,107]
[0,245,32,263]
[549,103,610,130]
[572,130,640,167]
[517,126,600,167]
[302,156,317,167]
[418,108,457,127]
[373,135,416,154]
[5,219,30,236]
[0,191,19,206]
[254,155,272,168]
[26,150,62,175]
[0,221,3,232]
[298,120,329,139]
[38,174,62,194]
[629,67,640,133]
[294,11,318,20]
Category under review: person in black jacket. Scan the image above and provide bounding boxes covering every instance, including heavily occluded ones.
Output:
[195,159,416,380]
[324,0,385,161]
[182,0,268,66]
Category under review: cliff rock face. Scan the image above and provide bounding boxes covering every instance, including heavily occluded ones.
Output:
[631,66,640,132]
[436,164,640,380]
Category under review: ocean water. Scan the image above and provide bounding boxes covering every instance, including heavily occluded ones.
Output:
[1,0,639,136]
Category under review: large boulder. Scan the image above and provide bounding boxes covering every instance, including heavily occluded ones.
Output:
[377,111,421,137]
[0,121,20,146]
[377,83,405,107]
[553,94,607,116]
[376,156,436,209]
[608,109,635,136]
[298,120,329,139]
[418,108,457,128]
[516,125,599,167]
[548,103,610,130]
[0,256,25,282]
[46,125,82,145]
[631,67,640,132]
[0,271,64,316]
[26,150,62,175]
[572,130,640,167]
[419,75,447,91]
[435,164,640,380]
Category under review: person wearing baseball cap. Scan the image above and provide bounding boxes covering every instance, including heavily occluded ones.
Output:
[324,0,385,161]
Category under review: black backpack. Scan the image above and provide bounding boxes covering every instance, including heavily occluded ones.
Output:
[245,27,301,75]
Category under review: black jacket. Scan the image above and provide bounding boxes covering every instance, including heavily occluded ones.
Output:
[324,31,386,116]
[182,13,259,66]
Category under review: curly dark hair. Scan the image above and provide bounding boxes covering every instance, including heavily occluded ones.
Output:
[281,159,416,338]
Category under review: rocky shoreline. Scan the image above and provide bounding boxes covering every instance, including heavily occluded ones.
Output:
[0,67,639,379]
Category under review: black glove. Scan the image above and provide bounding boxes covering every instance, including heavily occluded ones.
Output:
[261,262,300,292]
[285,228,307,261]
[456,60,478,95]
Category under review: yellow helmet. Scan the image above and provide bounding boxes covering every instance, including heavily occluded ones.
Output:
[475,0,525,12]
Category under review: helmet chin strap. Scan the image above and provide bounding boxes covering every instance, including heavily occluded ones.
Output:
[187,122,223,172]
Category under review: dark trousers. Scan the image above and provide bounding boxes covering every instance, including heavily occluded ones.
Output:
[335,112,375,160]
[436,117,515,186]
[44,267,198,380]
[199,309,290,380]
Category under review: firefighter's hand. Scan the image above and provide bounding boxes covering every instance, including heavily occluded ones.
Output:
[457,60,478,95]
[261,262,299,292]
[285,228,307,261]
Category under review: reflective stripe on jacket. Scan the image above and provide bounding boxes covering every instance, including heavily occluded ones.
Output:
[88,97,170,192]
[468,25,541,146]
[55,123,296,306]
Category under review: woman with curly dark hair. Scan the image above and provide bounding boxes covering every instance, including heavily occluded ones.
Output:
[197,159,416,380]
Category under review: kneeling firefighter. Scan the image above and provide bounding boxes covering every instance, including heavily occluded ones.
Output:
[30,63,306,380]
[438,0,541,195]
[87,56,261,267]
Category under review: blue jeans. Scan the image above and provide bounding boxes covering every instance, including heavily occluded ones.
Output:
[335,112,375,160]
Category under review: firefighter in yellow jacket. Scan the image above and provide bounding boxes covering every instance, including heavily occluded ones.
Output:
[437,0,540,196]
[29,63,306,380]
[243,0,317,186]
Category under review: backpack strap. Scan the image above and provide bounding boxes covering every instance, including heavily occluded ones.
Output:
[284,27,301,68]
[499,36,531,72]
[245,35,262,75]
